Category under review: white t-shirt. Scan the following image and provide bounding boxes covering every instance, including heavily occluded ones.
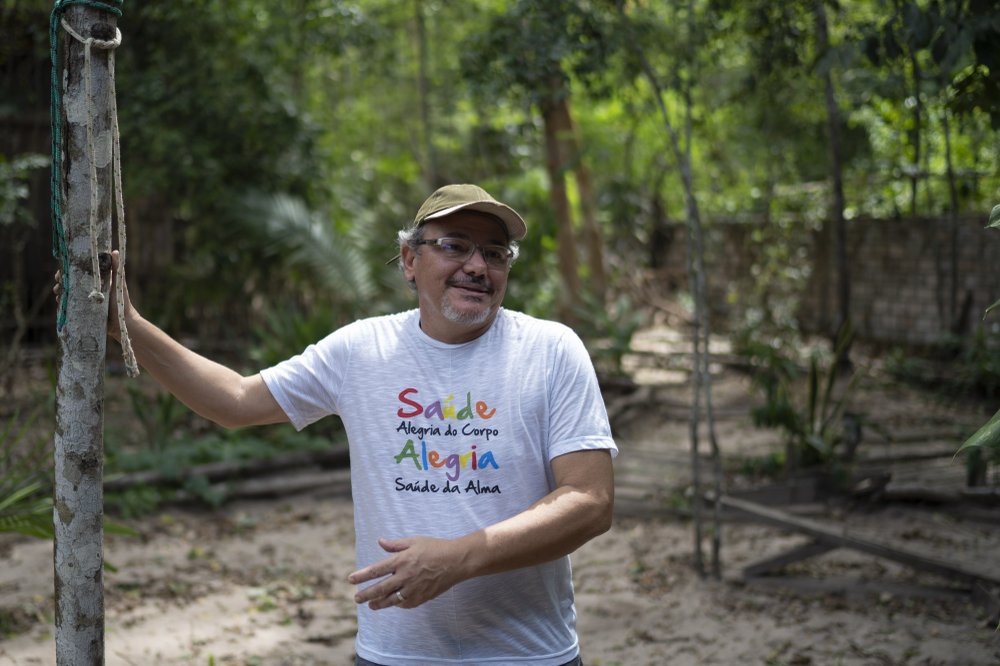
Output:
[261,308,617,666]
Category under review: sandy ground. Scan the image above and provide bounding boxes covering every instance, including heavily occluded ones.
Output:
[0,469,998,666]
[2,328,999,665]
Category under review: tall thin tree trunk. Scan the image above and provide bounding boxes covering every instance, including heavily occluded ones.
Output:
[616,0,723,577]
[550,100,607,302]
[907,49,923,217]
[814,0,851,369]
[941,106,961,333]
[414,0,438,188]
[541,78,581,322]
[53,6,115,663]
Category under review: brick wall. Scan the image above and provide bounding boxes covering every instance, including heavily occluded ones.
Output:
[659,215,1000,347]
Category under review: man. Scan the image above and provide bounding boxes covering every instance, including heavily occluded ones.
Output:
[99,184,616,665]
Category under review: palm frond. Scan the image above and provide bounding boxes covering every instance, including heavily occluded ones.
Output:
[236,191,377,305]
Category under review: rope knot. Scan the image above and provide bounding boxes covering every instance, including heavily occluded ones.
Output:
[60,18,121,50]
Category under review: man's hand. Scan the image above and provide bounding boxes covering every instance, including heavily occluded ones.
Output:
[52,249,136,342]
[348,449,613,611]
[104,249,135,342]
[347,536,468,610]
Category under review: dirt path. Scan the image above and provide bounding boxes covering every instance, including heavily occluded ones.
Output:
[2,331,998,665]
[1,472,998,665]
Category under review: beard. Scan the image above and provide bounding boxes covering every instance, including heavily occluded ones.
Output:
[441,296,495,326]
[441,277,496,327]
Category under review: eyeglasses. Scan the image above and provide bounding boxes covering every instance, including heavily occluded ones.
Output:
[412,237,514,269]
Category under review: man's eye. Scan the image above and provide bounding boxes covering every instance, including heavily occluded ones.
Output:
[439,240,469,254]
[483,247,506,262]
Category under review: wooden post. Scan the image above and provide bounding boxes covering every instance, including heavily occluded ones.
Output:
[53,5,117,664]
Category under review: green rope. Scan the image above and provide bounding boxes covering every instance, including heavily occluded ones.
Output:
[50,0,124,331]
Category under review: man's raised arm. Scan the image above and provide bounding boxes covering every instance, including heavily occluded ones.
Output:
[102,250,288,429]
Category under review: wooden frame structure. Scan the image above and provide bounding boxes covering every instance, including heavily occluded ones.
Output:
[718,494,1000,615]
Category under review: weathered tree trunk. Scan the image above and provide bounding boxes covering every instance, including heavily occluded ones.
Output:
[814,0,852,369]
[616,0,724,578]
[541,77,581,323]
[414,0,439,189]
[907,49,923,217]
[941,106,963,334]
[549,99,607,303]
[53,6,116,664]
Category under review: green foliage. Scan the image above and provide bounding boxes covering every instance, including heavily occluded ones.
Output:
[249,302,338,370]
[0,479,52,540]
[230,190,378,313]
[730,451,787,480]
[886,328,1000,401]
[957,408,1000,457]
[126,387,186,454]
[0,153,47,229]
[572,292,645,379]
[105,424,337,516]
[986,205,1000,319]
[461,0,622,109]
[745,328,862,472]
[956,203,1000,460]
[0,409,53,540]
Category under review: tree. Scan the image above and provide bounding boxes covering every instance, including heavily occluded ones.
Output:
[615,0,724,577]
[50,2,123,662]
[461,0,616,320]
[813,0,852,369]
[860,0,1000,334]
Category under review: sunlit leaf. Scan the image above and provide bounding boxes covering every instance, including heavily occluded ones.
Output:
[989,204,1000,228]
[985,298,1000,320]
[956,407,1000,454]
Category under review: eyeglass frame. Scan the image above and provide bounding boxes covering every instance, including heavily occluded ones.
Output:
[409,236,518,269]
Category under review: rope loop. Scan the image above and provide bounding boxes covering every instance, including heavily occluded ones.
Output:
[59,19,122,51]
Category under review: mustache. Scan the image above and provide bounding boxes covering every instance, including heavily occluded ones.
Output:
[448,276,493,293]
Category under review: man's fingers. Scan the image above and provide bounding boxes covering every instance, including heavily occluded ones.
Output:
[347,560,393,586]
[377,537,410,553]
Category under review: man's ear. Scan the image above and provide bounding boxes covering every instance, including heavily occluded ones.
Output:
[400,244,418,281]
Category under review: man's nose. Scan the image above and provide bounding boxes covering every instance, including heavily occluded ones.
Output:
[462,246,488,274]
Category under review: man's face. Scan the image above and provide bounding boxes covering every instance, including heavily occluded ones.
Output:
[401,211,511,343]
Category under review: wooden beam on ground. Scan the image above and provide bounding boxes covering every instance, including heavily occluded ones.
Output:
[717,494,1000,588]
[742,539,836,578]
[736,575,973,604]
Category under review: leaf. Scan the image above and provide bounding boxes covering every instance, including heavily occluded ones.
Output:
[956,407,1000,454]
[985,298,1000,320]
[805,434,830,456]
[0,481,43,514]
[989,204,1000,228]
[105,520,139,538]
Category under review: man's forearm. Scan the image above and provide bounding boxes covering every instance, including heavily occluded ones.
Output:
[123,314,284,428]
[348,449,614,610]
[455,470,613,579]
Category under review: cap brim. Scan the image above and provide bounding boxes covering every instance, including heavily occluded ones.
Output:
[423,201,527,241]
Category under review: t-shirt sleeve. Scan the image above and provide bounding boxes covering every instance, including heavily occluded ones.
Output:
[259,327,351,431]
[546,328,618,460]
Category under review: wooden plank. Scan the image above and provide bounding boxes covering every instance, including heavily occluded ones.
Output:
[742,539,836,577]
[729,476,826,505]
[740,575,972,603]
[718,494,1000,587]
